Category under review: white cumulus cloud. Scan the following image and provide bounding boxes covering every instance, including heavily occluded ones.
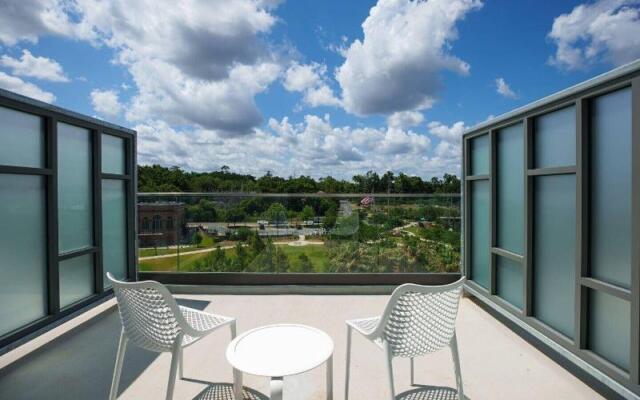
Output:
[0,71,55,102]
[134,114,454,178]
[387,111,424,129]
[79,0,284,135]
[283,62,341,108]
[336,0,482,116]
[0,49,69,82]
[495,77,517,98]
[548,0,640,70]
[90,89,123,118]
[283,62,323,92]
[0,0,286,135]
[427,121,468,175]
[0,0,92,45]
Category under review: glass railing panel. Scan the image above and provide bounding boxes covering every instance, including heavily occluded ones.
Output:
[137,193,461,274]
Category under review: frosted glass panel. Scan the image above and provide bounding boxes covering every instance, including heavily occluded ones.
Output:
[496,123,524,254]
[496,256,523,309]
[534,106,575,168]
[470,134,489,175]
[59,254,94,308]
[590,88,631,288]
[470,180,490,289]
[588,290,630,370]
[0,106,43,168]
[58,122,93,253]
[102,179,127,287]
[533,175,575,338]
[0,175,47,336]
[102,134,125,174]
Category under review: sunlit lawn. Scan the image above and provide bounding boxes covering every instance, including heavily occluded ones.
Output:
[279,244,328,272]
[138,247,237,272]
[138,233,218,257]
[138,243,328,272]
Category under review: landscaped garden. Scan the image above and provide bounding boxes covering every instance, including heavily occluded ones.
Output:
[138,200,460,273]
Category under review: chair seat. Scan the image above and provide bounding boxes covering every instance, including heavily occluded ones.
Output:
[346,316,381,336]
[180,306,234,347]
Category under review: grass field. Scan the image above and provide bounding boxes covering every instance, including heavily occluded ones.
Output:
[278,244,328,272]
[138,247,238,272]
[138,234,218,258]
[138,246,198,257]
[138,244,328,272]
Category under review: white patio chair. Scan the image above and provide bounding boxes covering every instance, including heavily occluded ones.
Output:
[106,273,242,400]
[344,278,466,400]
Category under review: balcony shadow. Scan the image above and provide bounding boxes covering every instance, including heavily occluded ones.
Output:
[0,297,210,400]
[397,385,468,400]
[185,378,267,400]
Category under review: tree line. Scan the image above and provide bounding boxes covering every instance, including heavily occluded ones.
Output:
[138,164,461,193]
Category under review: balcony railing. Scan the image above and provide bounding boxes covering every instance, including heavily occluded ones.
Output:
[137,192,461,285]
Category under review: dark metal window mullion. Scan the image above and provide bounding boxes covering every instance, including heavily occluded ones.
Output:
[127,136,137,281]
[575,97,589,351]
[93,130,103,292]
[489,129,497,295]
[523,117,533,316]
[462,137,469,279]
[630,77,640,385]
[46,116,59,315]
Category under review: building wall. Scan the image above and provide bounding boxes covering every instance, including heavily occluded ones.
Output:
[138,202,185,247]
[463,62,640,398]
[0,88,136,349]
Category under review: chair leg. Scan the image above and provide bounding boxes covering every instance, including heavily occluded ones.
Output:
[383,343,395,400]
[178,345,184,380]
[231,321,243,400]
[451,332,464,400]
[109,329,128,400]
[166,340,181,400]
[344,326,352,400]
[326,354,333,400]
[410,357,415,386]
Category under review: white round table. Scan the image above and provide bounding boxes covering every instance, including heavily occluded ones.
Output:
[226,324,334,400]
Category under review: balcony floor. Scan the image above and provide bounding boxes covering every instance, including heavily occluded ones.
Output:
[0,293,602,400]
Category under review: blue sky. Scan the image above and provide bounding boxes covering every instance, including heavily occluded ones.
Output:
[0,0,639,179]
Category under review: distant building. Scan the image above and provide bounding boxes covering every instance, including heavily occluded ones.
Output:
[360,196,374,207]
[138,202,185,247]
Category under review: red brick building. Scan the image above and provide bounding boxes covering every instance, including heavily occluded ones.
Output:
[138,202,185,247]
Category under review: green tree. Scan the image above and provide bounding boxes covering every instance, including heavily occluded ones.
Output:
[297,253,314,272]
[264,202,287,225]
[225,207,246,225]
[274,247,289,272]
[235,242,248,271]
[192,231,203,248]
[323,208,337,230]
[248,231,265,256]
[252,240,275,272]
[138,164,461,195]
[301,205,315,221]
[211,246,227,271]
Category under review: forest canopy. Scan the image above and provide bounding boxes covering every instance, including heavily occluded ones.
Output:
[138,165,461,193]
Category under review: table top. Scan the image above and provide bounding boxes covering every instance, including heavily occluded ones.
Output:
[226,324,334,377]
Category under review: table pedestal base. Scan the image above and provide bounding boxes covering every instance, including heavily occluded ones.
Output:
[270,377,284,400]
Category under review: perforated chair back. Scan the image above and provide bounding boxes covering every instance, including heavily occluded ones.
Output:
[107,273,185,352]
[379,278,465,358]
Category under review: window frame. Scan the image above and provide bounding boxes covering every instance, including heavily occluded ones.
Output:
[462,68,640,396]
[0,89,136,349]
